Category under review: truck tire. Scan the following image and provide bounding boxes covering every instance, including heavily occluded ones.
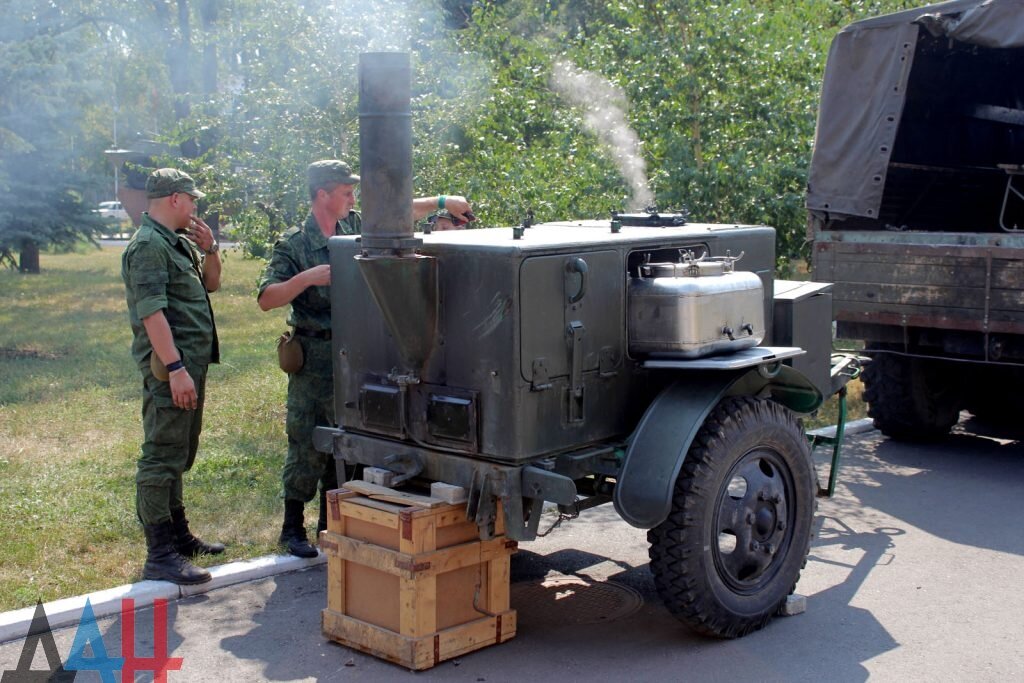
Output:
[647,396,816,638]
[862,348,960,441]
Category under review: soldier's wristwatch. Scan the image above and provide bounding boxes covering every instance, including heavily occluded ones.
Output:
[205,241,219,255]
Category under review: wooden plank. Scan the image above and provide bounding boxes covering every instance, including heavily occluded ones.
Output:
[325,489,360,533]
[831,261,987,288]
[435,518,479,548]
[402,513,437,554]
[322,609,420,670]
[324,529,516,581]
[326,551,345,613]
[827,240,1023,261]
[487,555,512,613]
[407,537,516,579]
[435,611,517,661]
[344,496,409,515]
[321,531,426,579]
[431,507,473,530]
[322,609,516,671]
[400,575,437,637]
[343,481,447,508]
[993,260,1024,289]
[339,500,400,530]
[835,282,987,309]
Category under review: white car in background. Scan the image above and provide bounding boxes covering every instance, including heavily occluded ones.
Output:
[95,201,128,221]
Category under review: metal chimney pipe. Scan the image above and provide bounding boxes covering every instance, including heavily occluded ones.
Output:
[355,52,437,379]
[358,52,417,251]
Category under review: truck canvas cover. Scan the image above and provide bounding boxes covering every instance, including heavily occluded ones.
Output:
[807,0,1024,221]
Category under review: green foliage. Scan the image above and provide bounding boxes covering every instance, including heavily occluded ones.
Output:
[425,0,922,273]
[2,0,923,270]
[0,4,108,269]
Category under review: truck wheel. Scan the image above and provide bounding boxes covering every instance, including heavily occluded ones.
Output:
[647,396,816,638]
[862,348,960,441]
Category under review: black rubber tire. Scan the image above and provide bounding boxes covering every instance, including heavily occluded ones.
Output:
[647,396,816,638]
[862,348,960,441]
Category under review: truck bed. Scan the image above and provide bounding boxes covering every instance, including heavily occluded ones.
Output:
[813,230,1024,336]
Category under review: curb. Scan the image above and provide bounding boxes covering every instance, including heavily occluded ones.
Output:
[0,553,325,644]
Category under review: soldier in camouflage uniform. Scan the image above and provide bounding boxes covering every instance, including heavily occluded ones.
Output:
[258,160,473,557]
[122,168,225,585]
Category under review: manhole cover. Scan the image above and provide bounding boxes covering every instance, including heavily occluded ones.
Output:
[510,575,644,625]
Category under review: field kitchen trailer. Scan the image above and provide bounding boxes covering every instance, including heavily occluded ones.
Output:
[316,52,859,640]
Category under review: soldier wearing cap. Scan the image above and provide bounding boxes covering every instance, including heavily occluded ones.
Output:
[121,168,225,584]
[257,160,473,557]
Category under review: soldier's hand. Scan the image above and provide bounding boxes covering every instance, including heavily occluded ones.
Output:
[169,369,198,410]
[304,264,331,287]
[185,215,216,253]
[443,196,473,223]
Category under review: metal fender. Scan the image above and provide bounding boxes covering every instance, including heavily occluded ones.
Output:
[613,365,822,529]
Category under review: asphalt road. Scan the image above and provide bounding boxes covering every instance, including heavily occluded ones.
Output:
[2,419,1023,682]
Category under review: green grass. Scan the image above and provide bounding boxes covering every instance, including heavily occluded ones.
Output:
[0,246,867,611]
[0,246,295,611]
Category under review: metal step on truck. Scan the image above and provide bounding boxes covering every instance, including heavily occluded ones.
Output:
[808,0,1024,440]
[315,52,860,640]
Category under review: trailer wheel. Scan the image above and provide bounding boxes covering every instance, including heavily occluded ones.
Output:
[862,348,960,441]
[647,396,816,638]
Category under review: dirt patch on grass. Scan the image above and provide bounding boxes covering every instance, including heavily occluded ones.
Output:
[0,346,66,361]
[3,428,128,465]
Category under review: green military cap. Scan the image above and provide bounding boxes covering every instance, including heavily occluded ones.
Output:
[307,160,360,190]
[146,168,206,199]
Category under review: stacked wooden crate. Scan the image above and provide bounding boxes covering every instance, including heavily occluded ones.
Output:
[320,484,517,670]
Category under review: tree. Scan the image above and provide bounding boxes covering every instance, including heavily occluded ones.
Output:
[1,0,924,271]
[0,2,107,272]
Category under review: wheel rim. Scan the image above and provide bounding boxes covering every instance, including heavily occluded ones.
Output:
[711,446,796,594]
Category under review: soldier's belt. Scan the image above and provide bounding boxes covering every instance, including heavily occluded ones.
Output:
[294,327,332,340]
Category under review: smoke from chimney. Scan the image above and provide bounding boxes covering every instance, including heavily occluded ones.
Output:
[551,60,654,211]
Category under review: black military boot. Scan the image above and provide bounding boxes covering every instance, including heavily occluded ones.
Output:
[171,507,225,557]
[142,521,212,585]
[280,499,318,558]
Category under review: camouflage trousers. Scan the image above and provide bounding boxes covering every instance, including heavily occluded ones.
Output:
[136,358,207,525]
[283,336,337,502]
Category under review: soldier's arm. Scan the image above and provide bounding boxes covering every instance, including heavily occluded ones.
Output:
[187,215,221,292]
[257,265,330,311]
[142,311,198,410]
[412,195,472,222]
[202,249,221,292]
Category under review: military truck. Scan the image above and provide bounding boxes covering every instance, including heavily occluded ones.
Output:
[809,0,1024,440]
[316,53,852,639]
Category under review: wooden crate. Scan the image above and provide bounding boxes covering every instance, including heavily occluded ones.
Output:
[320,488,517,670]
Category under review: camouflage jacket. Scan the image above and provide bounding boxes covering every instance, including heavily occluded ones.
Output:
[257,211,361,331]
[121,213,220,367]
